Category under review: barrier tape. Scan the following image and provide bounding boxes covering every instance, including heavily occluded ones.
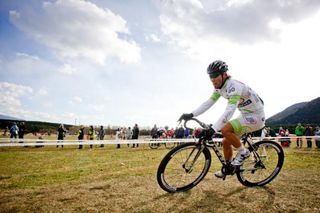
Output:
[0,138,200,147]
[0,136,318,147]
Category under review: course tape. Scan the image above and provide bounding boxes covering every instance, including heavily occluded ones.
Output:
[0,138,200,147]
[0,136,318,147]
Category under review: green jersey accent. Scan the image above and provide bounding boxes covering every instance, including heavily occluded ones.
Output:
[228,95,240,105]
[211,92,221,101]
[192,78,264,131]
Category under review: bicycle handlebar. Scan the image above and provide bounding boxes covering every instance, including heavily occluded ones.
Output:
[180,118,211,130]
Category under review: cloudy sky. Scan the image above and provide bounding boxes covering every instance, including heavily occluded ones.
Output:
[0,0,320,128]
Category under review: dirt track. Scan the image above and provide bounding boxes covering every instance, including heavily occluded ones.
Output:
[0,146,320,212]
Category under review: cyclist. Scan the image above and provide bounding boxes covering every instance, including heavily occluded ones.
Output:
[179,60,265,179]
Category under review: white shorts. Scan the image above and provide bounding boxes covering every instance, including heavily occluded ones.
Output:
[229,112,265,136]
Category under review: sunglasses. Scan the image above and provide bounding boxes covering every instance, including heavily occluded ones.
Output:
[209,72,221,79]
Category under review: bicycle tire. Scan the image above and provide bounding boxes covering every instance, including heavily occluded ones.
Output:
[164,142,175,149]
[236,140,284,187]
[149,143,160,149]
[157,142,211,193]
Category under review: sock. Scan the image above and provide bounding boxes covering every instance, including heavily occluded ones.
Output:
[238,145,246,154]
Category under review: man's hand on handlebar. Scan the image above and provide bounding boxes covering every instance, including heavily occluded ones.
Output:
[199,126,215,139]
[207,127,215,138]
[178,113,194,122]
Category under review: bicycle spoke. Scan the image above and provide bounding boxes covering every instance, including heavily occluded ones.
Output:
[157,143,211,192]
[237,141,284,186]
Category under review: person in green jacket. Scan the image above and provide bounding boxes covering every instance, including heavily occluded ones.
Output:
[87,125,95,149]
[295,123,305,148]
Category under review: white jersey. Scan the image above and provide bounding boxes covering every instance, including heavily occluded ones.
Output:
[192,78,264,132]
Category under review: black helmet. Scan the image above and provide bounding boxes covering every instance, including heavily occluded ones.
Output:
[207,60,228,78]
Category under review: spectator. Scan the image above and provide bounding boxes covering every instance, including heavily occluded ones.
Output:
[157,127,166,138]
[18,122,26,142]
[279,127,290,147]
[194,127,202,138]
[314,126,320,149]
[78,125,85,149]
[9,122,19,139]
[87,125,95,149]
[132,124,139,148]
[184,128,190,138]
[151,124,158,139]
[121,127,126,140]
[57,123,66,148]
[167,128,175,138]
[98,125,105,147]
[285,129,290,137]
[295,123,305,148]
[305,124,313,148]
[175,126,185,139]
[116,128,121,149]
[126,127,133,147]
[278,127,285,137]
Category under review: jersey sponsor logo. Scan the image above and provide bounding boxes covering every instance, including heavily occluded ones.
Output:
[227,86,235,94]
[244,116,257,124]
[238,99,252,107]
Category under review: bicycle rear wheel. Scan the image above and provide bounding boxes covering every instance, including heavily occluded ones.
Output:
[164,142,175,149]
[157,143,211,193]
[236,140,284,187]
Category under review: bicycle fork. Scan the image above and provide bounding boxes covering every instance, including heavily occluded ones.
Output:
[182,144,205,173]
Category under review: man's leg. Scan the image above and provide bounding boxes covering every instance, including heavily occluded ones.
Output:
[222,138,233,161]
[221,122,250,166]
[221,122,241,157]
[214,123,242,179]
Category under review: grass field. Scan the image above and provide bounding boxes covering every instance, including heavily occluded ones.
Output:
[1,140,320,212]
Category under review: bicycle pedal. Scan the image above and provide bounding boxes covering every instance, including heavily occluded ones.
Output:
[222,176,226,181]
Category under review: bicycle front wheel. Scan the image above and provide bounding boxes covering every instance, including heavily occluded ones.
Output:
[149,143,160,149]
[236,140,284,187]
[157,143,211,193]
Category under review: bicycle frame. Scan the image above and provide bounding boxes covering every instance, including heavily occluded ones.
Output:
[182,118,264,174]
[157,118,285,192]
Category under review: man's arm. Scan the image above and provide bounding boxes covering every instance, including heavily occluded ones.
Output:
[192,92,220,116]
[212,95,240,132]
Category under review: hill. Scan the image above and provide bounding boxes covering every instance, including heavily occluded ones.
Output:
[266,97,320,126]
[0,114,24,121]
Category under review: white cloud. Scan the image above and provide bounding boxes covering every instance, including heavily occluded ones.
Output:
[145,33,161,42]
[0,82,33,108]
[9,0,141,64]
[0,82,73,123]
[2,52,56,76]
[38,88,48,96]
[160,0,320,47]
[16,52,40,61]
[68,96,83,105]
[91,104,107,112]
[5,108,76,124]
[59,63,76,75]
[73,96,82,103]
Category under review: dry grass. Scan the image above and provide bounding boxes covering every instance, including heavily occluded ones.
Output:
[0,144,320,212]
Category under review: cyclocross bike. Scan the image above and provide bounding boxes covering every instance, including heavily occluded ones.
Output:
[149,139,176,149]
[157,118,284,193]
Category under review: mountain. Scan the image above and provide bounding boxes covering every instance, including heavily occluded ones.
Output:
[0,114,24,121]
[266,97,320,125]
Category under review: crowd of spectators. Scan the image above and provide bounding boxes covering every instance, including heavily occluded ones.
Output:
[3,121,320,149]
[263,123,320,148]
[150,125,196,140]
